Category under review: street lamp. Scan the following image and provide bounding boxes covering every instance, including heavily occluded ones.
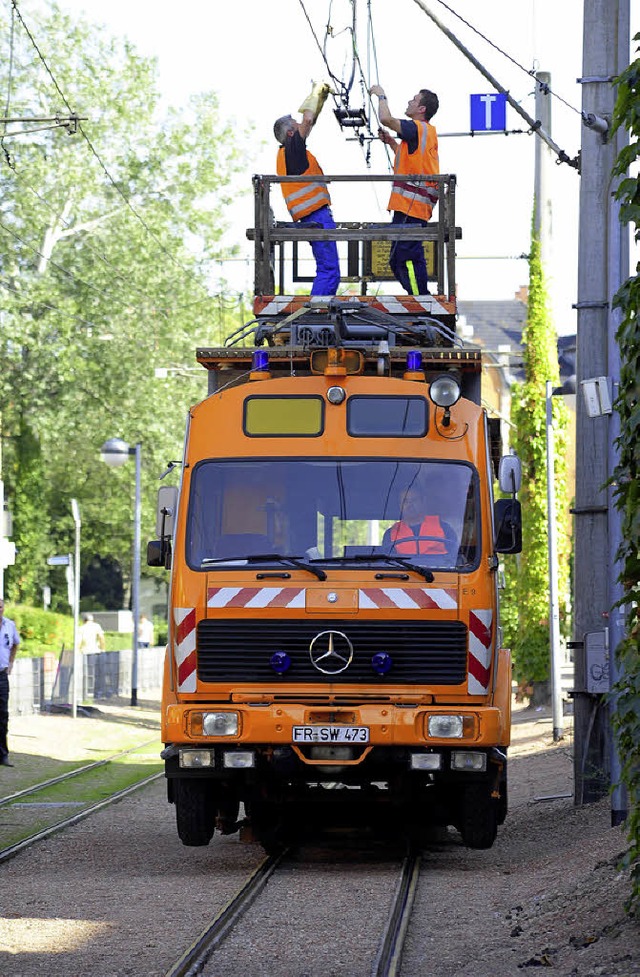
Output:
[70,498,81,719]
[100,437,141,706]
[545,377,575,742]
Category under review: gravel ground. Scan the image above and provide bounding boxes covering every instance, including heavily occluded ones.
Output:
[0,701,637,977]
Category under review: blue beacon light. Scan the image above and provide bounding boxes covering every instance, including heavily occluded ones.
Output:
[270,651,291,674]
[406,350,422,372]
[252,350,270,372]
[371,652,393,675]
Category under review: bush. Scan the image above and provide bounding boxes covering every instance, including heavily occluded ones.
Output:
[104,632,133,652]
[5,604,74,657]
[5,604,165,657]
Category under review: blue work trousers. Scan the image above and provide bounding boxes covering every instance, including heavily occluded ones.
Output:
[299,205,340,295]
[389,211,431,295]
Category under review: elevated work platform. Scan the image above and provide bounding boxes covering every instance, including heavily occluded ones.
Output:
[248,172,460,321]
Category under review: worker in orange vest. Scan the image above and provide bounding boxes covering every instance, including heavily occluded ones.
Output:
[383,483,451,555]
[274,82,340,296]
[370,84,440,296]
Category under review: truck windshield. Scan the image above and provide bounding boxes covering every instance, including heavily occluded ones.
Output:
[186,458,480,572]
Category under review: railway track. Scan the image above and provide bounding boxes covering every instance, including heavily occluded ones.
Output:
[164,845,422,977]
[0,739,162,863]
[0,738,159,808]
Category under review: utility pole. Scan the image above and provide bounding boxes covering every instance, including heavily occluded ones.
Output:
[573,0,629,811]
[534,72,553,250]
[71,500,81,720]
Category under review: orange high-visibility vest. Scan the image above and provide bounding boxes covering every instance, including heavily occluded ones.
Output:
[388,121,439,221]
[390,515,447,554]
[277,147,331,220]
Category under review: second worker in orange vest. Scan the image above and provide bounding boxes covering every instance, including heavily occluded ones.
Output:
[370,85,440,296]
[273,82,340,296]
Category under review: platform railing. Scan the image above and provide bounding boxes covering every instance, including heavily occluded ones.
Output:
[249,173,459,299]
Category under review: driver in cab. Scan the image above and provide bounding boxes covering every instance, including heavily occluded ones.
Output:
[383,483,456,556]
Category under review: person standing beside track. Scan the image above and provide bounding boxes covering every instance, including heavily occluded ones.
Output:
[369,84,440,296]
[138,614,154,648]
[0,599,20,766]
[273,81,340,296]
[78,612,105,655]
[78,612,107,699]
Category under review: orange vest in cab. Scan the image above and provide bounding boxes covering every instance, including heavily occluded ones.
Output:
[390,515,447,554]
[277,147,331,220]
[388,121,439,221]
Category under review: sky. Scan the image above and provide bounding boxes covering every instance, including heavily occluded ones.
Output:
[31,0,637,335]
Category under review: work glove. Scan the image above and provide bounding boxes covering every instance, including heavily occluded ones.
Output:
[298,81,332,118]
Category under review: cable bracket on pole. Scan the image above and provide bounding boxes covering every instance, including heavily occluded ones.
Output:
[569,506,609,515]
[577,76,616,84]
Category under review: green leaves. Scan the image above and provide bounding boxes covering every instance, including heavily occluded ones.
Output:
[0,2,250,607]
[503,231,571,688]
[610,32,640,914]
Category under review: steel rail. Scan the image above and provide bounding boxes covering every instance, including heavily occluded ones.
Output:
[371,850,421,977]
[0,771,162,864]
[164,849,287,977]
[0,737,159,807]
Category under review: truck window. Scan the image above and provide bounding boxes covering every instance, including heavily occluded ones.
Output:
[347,395,428,437]
[186,459,479,571]
[244,396,324,436]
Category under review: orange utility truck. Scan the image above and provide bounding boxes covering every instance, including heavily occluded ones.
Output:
[148,172,522,850]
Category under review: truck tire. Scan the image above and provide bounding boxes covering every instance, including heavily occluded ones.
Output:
[497,766,508,825]
[459,784,498,849]
[174,778,217,847]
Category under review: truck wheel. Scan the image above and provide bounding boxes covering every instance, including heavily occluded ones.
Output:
[459,784,498,849]
[174,778,217,846]
[497,767,508,825]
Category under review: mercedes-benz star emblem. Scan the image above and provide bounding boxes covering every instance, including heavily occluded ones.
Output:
[309,630,354,674]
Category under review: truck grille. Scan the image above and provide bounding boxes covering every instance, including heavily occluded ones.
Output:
[196,619,467,685]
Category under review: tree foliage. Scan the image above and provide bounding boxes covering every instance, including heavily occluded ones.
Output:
[0,3,251,609]
[610,32,640,912]
[504,231,570,688]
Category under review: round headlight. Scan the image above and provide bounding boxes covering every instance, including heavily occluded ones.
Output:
[429,375,461,408]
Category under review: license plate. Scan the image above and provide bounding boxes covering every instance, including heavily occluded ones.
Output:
[292,725,369,744]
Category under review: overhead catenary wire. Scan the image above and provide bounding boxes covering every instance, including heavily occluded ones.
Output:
[1,158,243,318]
[0,217,134,304]
[297,0,379,169]
[1,0,16,164]
[0,276,102,331]
[2,0,248,325]
[408,0,580,168]
[430,0,583,119]
[7,0,225,303]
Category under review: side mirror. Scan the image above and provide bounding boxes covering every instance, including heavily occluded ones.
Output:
[156,485,178,537]
[498,455,522,495]
[494,498,522,554]
[147,539,172,569]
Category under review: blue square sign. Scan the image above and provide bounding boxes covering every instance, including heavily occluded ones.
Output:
[470,93,507,132]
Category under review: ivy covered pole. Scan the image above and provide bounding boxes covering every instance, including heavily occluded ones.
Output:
[573,0,630,811]
[500,72,571,704]
[610,30,639,892]
[509,236,570,700]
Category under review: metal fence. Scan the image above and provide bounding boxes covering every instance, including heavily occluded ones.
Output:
[8,647,165,716]
[8,645,574,717]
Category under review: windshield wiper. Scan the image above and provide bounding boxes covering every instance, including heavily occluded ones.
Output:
[201,553,327,581]
[315,554,434,582]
